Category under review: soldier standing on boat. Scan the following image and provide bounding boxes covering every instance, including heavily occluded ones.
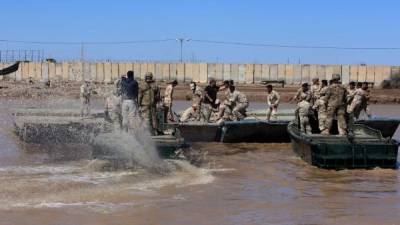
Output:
[313,79,329,133]
[310,78,321,106]
[292,83,312,103]
[266,84,280,121]
[201,78,218,122]
[324,74,348,135]
[120,71,139,133]
[297,94,312,133]
[139,72,161,135]
[348,82,370,120]
[163,80,178,123]
[80,80,93,117]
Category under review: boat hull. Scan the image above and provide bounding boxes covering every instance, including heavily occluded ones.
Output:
[288,122,399,169]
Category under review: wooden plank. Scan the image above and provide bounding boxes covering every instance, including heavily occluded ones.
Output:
[245,64,254,84]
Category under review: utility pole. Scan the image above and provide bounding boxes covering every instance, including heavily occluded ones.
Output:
[176,38,191,63]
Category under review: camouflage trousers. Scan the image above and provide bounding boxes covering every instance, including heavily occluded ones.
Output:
[232,102,248,120]
[317,109,328,133]
[80,97,91,117]
[266,106,278,121]
[140,105,158,135]
[200,103,213,123]
[121,100,139,133]
[347,99,362,119]
[325,105,347,135]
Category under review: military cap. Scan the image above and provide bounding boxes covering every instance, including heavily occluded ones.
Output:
[145,72,154,82]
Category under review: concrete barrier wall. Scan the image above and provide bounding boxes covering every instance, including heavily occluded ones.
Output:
[4,62,398,87]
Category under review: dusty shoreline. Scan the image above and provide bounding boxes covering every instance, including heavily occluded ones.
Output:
[1,81,399,104]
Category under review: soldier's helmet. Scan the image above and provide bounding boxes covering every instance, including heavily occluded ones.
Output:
[332,74,341,80]
[145,72,154,82]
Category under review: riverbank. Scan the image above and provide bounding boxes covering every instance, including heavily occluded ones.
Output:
[1,80,400,104]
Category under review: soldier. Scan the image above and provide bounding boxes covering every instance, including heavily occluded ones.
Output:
[201,78,218,122]
[180,81,203,122]
[324,74,348,135]
[313,79,329,133]
[348,82,370,120]
[121,71,139,133]
[180,103,200,122]
[228,85,249,120]
[266,85,280,121]
[216,80,233,122]
[292,83,311,103]
[80,80,92,117]
[297,94,312,134]
[163,80,178,123]
[310,78,321,106]
[346,81,356,113]
[104,91,122,130]
[139,72,161,135]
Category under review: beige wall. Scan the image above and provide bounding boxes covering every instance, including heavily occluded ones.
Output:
[7,61,398,87]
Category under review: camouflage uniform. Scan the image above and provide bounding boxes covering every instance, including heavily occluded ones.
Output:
[80,81,92,117]
[163,83,174,122]
[297,99,312,134]
[313,86,328,132]
[139,73,160,135]
[266,90,280,121]
[229,90,249,120]
[180,104,199,122]
[293,88,312,103]
[348,88,367,119]
[104,94,122,130]
[310,83,321,106]
[324,78,348,135]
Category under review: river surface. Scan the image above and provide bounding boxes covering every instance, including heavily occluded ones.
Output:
[0,98,399,225]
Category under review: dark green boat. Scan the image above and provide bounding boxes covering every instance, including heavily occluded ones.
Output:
[287,121,399,169]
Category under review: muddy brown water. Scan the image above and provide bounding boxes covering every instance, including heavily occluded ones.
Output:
[0,98,399,225]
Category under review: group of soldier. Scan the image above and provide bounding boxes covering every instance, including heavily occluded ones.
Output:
[180,78,249,123]
[290,74,370,135]
[81,70,370,136]
[103,71,161,135]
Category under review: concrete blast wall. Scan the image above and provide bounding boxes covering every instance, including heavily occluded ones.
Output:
[0,62,396,86]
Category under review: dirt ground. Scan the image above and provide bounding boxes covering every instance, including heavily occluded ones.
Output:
[0,80,399,104]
